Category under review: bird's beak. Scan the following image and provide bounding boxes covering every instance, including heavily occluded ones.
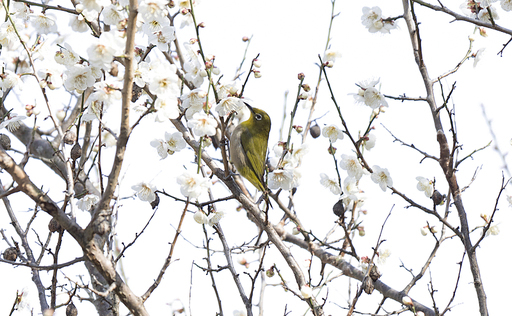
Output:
[244,102,255,114]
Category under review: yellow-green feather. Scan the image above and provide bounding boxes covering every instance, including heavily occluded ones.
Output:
[230,107,271,191]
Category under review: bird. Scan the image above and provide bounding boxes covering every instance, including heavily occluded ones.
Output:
[229,103,271,192]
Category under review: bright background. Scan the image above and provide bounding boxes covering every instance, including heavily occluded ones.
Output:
[1,0,511,315]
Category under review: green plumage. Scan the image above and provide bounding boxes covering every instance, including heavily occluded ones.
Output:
[230,104,271,191]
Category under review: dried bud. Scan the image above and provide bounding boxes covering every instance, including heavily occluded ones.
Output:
[369,264,381,281]
[362,276,374,294]
[0,133,11,150]
[71,143,82,160]
[109,62,119,77]
[48,218,62,233]
[327,145,336,155]
[310,124,321,139]
[431,190,445,205]
[150,192,160,209]
[63,130,77,145]
[3,247,17,261]
[333,199,345,217]
[298,72,305,80]
[132,83,143,102]
[66,302,78,316]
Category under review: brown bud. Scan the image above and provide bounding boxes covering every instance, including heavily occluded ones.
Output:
[48,218,62,233]
[327,145,336,155]
[310,124,321,139]
[66,302,78,316]
[298,73,305,80]
[63,130,77,145]
[431,190,445,205]
[71,143,82,160]
[109,62,119,77]
[150,192,160,209]
[362,276,374,294]
[242,36,249,42]
[369,264,381,281]
[3,247,17,261]
[333,199,344,217]
[0,133,11,150]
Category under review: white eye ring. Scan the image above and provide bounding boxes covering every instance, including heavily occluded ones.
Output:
[255,114,262,120]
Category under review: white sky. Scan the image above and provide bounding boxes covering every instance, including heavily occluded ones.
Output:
[1,0,512,315]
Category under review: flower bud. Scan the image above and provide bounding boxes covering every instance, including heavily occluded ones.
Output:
[301,84,311,92]
[198,22,205,28]
[300,285,312,299]
[253,70,262,78]
[204,61,213,69]
[266,266,275,277]
[293,125,303,133]
[324,61,334,68]
[298,72,305,80]
[39,80,47,89]
[56,110,66,121]
[310,124,321,139]
[327,145,336,155]
[298,92,308,100]
[402,296,413,306]
[479,27,487,37]
[420,226,428,236]
[357,226,365,236]
[292,226,300,235]
[252,59,262,68]
[242,36,249,42]
[199,69,208,77]
[212,67,220,75]
[180,8,190,14]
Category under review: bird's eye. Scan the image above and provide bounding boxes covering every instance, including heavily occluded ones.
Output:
[255,114,262,120]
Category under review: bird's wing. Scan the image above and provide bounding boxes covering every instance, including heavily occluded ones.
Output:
[240,127,266,190]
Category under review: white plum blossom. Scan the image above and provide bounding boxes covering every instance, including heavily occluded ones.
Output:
[320,173,341,195]
[132,182,157,202]
[181,89,207,108]
[55,43,80,66]
[102,4,125,25]
[148,63,180,98]
[12,2,32,20]
[371,165,393,192]
[361,6,397,34]
[292,143,309,166]
[151,131,187,158]
[0,20,22,47]
[31,13,58,34]
[268,169,295,190]
[323,49,342,63]
[473,48,486,67]
[139,0,168,21]
[148,25,176,51]
[187,112,218,136]
[363,133,376,150]
[339,154,364,180]
[0,70,21,96]
[134,62,151,87]
[478,5,499,21]
[142,15,170,34]
[216,81,241,99]
[342,176,361,201]
[176,171,211,199]
[77,194,100,211]
[183,43,205,87]
[87,31,125,69]
[215,97,244,117]
[0,113,26,132]
[416,176,434,198]
[37,66,63,90]
[208,211,225,226]
[69,14,89,32]
[485,225,500,236]
[193,211,208,224]
[363,87,388,109]
[322,125,344,143]
[79,0,111,21]
[154,97,179,122]
[300,285,313,299]
[64,64,96,93]
[90,81,122,106]
[502,0,512,11]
